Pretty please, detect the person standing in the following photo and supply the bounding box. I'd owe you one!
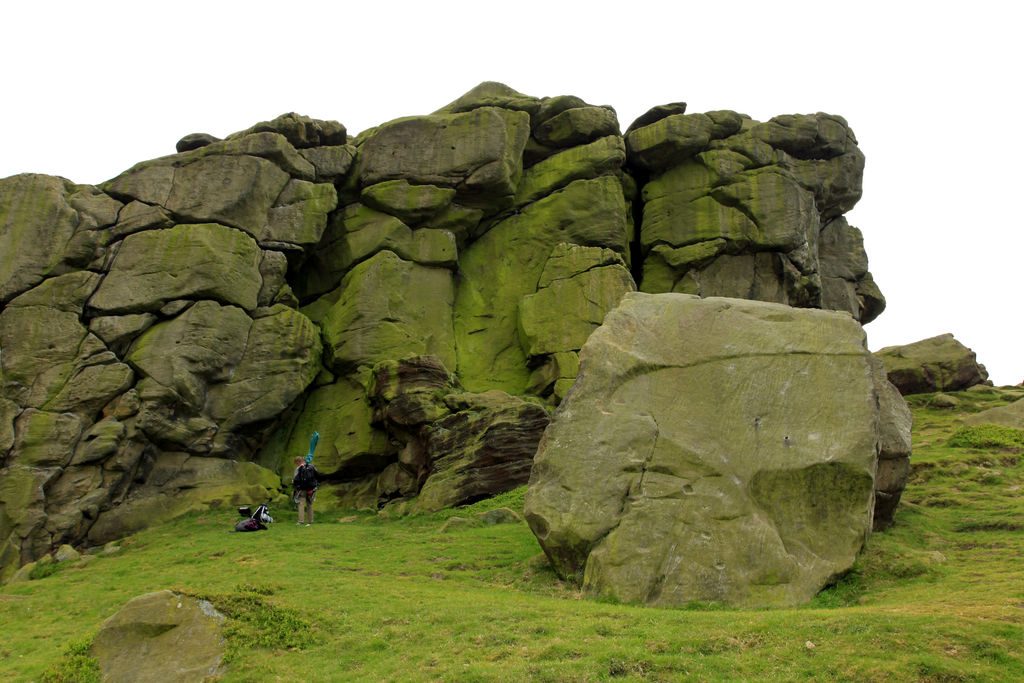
[292,455,319,526]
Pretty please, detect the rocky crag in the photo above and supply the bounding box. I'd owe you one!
[0,82,897,583]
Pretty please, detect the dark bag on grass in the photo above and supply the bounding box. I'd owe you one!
[232,502,273,532]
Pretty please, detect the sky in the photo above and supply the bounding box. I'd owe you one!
[3,1,1020,385]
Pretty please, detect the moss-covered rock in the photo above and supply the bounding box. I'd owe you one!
[361,179,457,225]
[875,334,990,395]
[518,244,635,358]
[261,377,390,480]
[89,223,264,314]
[10,409,83,468]
[433,81,541,117]
[963,397,1024,430]
[103,153,292,240]
[0,175,110,305]
[128,301,252,411]
[414,391,549,512]
[533,106,620,148]
[87,454,281,545]
[516,135,625,207]
[454,176,629,393]
[262,179,338,246]
[320,250,456,374]
[299,144,357,182]
[356,107,530,209]
[633,108,881,324]
[228,111,347,148]
[90,590,226,683]
[205,305,322,450]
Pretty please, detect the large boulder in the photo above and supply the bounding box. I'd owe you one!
[874,333,989,395]
[524,293,884,608]
[90,590,225,683]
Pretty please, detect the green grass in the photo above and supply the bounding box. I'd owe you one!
[4,386,1024,681]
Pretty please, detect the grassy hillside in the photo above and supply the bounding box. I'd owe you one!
[2,385,1023,682]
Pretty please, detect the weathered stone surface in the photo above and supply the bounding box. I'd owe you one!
[70,418,127,466]
[176,133,220,153]
[298,144,357,182]
[261,179,338,246]
[626,113,718,171]
[625,102,687,134]
[415,391,550,511]
[356,107,530,208]
[516,135,625,207]
[0,398,19,454]
[524,293,880,608]
[229,112,347,148]
[1,274,132,413]
[320,250,456,374]
[102,153,291,238]
[173,131,317,180]
[261,377,389,481]
[128,301,252,412]
[871,359,914,531]
[534,106,620,148]
[361,180,457,225]
[205,305,322,447]
[433,81,541,117]
[632,109,881,323]
[89,313,158,355]
[11,409,84,467]
[0,84,899,583]
[370,356,458,427]
[108,200,176,240]
[88,223,264,313]
[455,176,630,393]
[518,244,636,358]
[875,334,990,395]
[53,544,80,563]
[476,507,524,525]
[0,175,112,304]
[90,590,225,683]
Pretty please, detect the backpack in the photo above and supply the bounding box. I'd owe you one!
[294,464,317,491]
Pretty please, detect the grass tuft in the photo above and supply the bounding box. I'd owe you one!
[39,637,100,683]
[188,583,317,663]
[948,423,1024,450]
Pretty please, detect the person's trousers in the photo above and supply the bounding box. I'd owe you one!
[298,497,314,523]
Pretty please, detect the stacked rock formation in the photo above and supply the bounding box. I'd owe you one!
[627,105,884,323]
[0,82,901,583]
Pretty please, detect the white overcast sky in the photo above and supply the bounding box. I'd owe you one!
[3,1,1020,385]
